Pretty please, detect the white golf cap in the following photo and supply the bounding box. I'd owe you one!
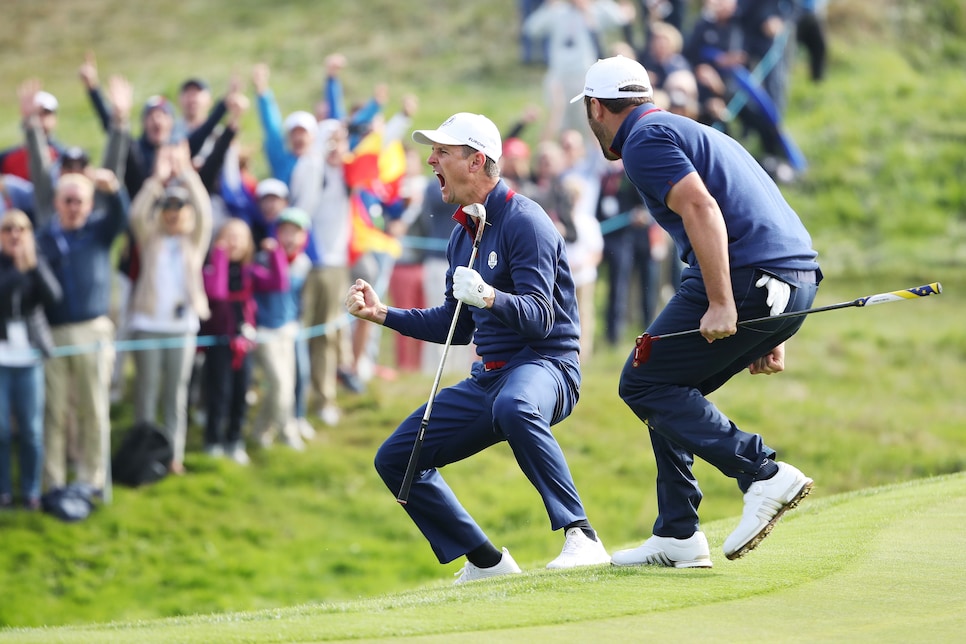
[34,91,59,112]
[255,177,290,199]
[412,112,502,162]
[283,111,318,135]
[570,55,653,104]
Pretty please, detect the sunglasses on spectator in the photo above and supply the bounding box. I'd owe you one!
[63,197,84,205]
[161,199,186,210]
[0,225,26,233]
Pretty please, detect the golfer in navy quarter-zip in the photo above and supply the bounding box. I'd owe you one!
[346,112,611,582]
[575,55,820,567]
[383,179,581,369]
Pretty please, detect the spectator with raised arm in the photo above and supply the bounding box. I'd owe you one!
[127,143,212,475]
[251,63,317,187]
[291,119,353,427]
[35,167,128,496]
[23,76,131,218]
[0,86,65,182]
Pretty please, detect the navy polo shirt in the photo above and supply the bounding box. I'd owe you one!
[611,105,819,275]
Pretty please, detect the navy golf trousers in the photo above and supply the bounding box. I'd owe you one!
[618,267,819,538]
[374,347,586,564]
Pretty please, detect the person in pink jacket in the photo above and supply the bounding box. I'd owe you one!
[201,218,287,465]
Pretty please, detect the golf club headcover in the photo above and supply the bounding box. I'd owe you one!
[756,275,791,316]
[453,266,494,308]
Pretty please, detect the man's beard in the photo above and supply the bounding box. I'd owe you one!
[590,119,619,161]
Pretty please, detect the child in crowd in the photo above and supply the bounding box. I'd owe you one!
[201,218,287,465]
[251,207,312,450]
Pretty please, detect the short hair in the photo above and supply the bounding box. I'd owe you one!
[649,21,684,54]
[55,173,95,201]
[584,87,654,117]
[460,145,500,179]
[0,208,32,232]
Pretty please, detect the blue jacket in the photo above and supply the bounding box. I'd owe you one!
[254,251,311,330]
[36,190,128,325]
[384,180,580,365]
[256,90,297,186]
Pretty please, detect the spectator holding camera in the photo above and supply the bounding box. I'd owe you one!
[0,209,61,510]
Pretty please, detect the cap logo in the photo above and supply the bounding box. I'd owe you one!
[466,136,489,150]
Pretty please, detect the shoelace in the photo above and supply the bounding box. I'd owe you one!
[453,562,478,582]
[560,536,584,555]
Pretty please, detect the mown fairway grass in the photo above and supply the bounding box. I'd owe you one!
[0,0,964,639]
[2,473,964,643]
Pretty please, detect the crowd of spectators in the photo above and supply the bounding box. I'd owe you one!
[0,0,827,512]
[0,51,426,508]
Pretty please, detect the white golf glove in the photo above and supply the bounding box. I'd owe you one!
[453,266,494,308]
[756,275,790,316]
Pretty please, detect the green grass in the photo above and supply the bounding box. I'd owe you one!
[0,275,960,634]
[0,0,964,639]
[3,473,964,643]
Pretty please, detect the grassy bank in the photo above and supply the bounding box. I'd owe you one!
[3,473,964,642]
[0,0,963,633]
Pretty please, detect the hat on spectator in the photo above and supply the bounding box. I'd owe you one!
[283,111,318,136]
[412,112,502,163]
[255,178,290,200]
[277,207,310,230]
[502,137,530,159]
[142,95,175,119]
[34,91,58,113]
[180,77,209,93]
[160,183,190,208]
[61,147,90,167]
[569,55,653,103]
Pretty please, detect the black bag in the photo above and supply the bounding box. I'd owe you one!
[111,422,173,487]
[41,483,98,522]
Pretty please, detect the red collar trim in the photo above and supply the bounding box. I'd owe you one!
[608,107,663,159]
[452,191,513,237]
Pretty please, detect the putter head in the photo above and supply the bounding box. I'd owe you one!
[631,333,656,367]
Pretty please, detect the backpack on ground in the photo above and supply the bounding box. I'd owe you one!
[111,421,173,487]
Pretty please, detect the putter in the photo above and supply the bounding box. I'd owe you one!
[397,203,487,504]
[632,282,943,367]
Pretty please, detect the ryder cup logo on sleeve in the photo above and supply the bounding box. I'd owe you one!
[412,112,503,162]
[487,251,498,269]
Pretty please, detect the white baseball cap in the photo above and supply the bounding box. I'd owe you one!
[283,111,318,135]
[412,112,502,162]
[255,177,289,199]
[34,91,59,112]
[570,55,653,104]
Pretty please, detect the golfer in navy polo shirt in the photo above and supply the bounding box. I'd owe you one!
[345,112,610,583]
[573,56,822,567]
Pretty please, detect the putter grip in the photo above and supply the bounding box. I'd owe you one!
[858,282,943,306]
[397,419,429,504]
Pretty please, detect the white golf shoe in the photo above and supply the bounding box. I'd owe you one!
[453,548,522,585]
[546,527,611,569]
[611,532,713,568]
[723,461,813,560]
